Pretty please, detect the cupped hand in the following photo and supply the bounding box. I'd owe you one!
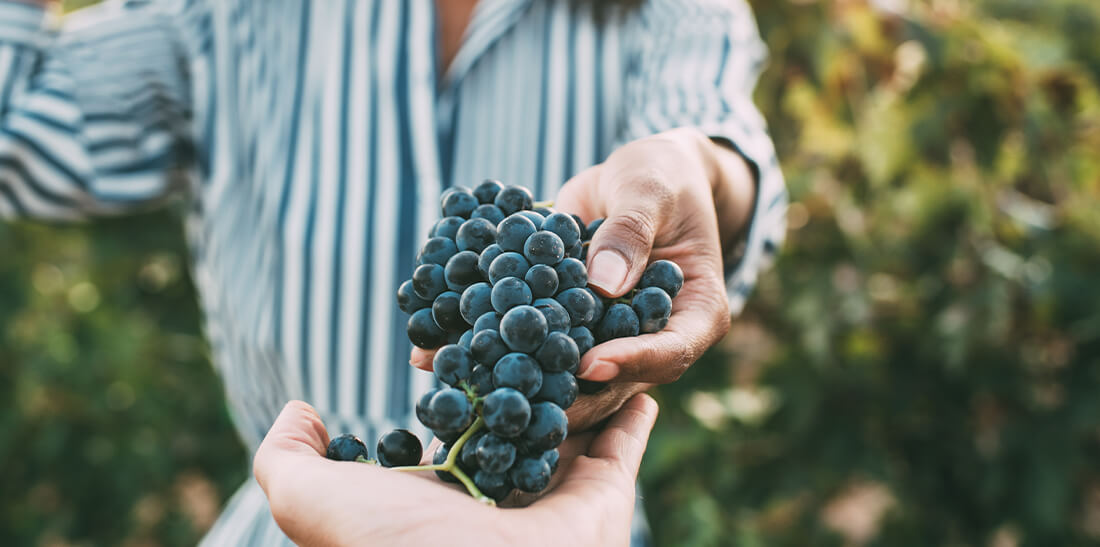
[253,395,659,546]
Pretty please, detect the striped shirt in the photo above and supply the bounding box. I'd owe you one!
[0,0,787,544]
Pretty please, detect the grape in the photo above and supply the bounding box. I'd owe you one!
[469,329,509,367]
[446,330,464,345]
[488,252,531,285]
[554,258,587,291]
[474,179,504,204]
[433,344,475,386]
[417,236,459,266]
[542,212,581,249]
[500,305,548,353]
[595,303,640,342]
[407,308,447,349]
[521,402,567,452]
[460,430,486,471]
[376,429,423,467]
[532,298,570,334]
[433,444,459,483]
[523,231,565,266]
[568,326,594,356]
[429,388,474,433]
[326,434,369,461]
[570,241,586,260]
[492,353,543,398]
[536,371,578,409]
[476,434,517,474]
[455,217,497,253]
[483,388,531,438]
[542,449,560,474]
[583,287,605,328]
[473,311,502,332]
[494,185,533,215]
[490,276,533,313]
[532,206,554,217]
[496,214,537,253]
[442,187,478,218]
[535,331,580,373]
[471,204,505,225]
[431,216,464,240]
[477,243,504,279]
[555,287,596,327]
[571,214,587,240]
[468,364,495,395]
[639,259,684,298]
[444,250,481,292]
[458,329,473,349]
[474,470,512,502]
[519,210,545,229]
[431,291,467,333]
[434,427,463,444]
[459,282,494,324]
[509,457,551,493]
[415,388,440,429]
[411,263,446,300]
[586,218,604,236]
[524,264,559,298]
[397,280,431,314]
[631,286,673,333]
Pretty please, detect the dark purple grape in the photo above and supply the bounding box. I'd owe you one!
[499,305,549,353]
[519,210,545,229]
[535,331,580,374]
[494,185,533,215]
[433,344,475,386]
[595,303,640,342]
[429,388,474,433]
[490,276,533,314]
[432,291,467,333]
[532,298,570,333]
[509,457,551,493]
[376,429,423,467]
[521,402,567,452]
[434,444,459,483]
[542,212,581,249]
[542,449,560,474]
[478,243,504,279]
[488,252,531,285]
[536,371,578,409]
[442,187,478,218]
[415,388,440,429]
[326,434,369,461]
[474,470,513,502]
[524,264,559,298]
[554,258,587,291]
[431,216,465,240]
[471,204,506,225]
[455,217,497,253]
[468,364,495,395]
[524,231,565,266]
[639,259,684,298]
[555,287,596,327]
[408,308,447,349]
[397,280,431,314]
[474,179,504,204]
[586,218,605,237]
[444,250,482,292]
[631,286,673,333]
[473,311,502,332]
[411,263,446,300]
[476,433,517,475]
[459,282,494,324]
[483,388,532,438]
[470,329,509,367]
[458,329,473,349]
[492,353,543,398]
[568,326,595,355]
[497,214,537,253]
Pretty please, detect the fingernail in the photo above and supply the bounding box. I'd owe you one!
[588,251,628,295]
[578,360,618,381]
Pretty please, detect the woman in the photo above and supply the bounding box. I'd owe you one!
[0,0,786,544]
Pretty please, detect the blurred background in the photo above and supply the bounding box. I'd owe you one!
[2,0,1099,545]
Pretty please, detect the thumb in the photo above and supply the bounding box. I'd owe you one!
[253,400,330,493]
[586,179,671,297]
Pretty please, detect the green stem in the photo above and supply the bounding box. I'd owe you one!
[388,418,495,505]
[532,200,554,209]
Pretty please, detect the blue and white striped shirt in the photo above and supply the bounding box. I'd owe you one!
[1,0,786,544]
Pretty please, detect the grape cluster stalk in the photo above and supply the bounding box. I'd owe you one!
[324,180,683,504]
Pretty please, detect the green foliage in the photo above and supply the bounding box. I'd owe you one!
[641,1,1100,545]
[3,0,1099,545]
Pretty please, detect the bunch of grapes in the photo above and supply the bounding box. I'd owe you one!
[324,180,683,504]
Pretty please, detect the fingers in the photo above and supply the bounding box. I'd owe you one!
[253,400,330,493]
[585,174,674,297]
[410,347,436,372]
[585,394,659,477]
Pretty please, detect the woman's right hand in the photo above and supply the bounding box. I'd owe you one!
[253,394,659,546]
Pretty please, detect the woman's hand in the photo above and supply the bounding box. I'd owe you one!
[253,395,659,546]
[554,128,755,429]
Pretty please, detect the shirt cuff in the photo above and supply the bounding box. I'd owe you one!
[696,119,788,316]
[0,2,52,49]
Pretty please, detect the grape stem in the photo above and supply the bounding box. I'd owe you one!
[532,200,554,209]
[389,417,494,505]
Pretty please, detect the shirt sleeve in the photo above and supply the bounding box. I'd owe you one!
[618,0,788,314]
[0,0,210,221]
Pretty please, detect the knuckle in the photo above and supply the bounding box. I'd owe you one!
[605,211,656,252]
